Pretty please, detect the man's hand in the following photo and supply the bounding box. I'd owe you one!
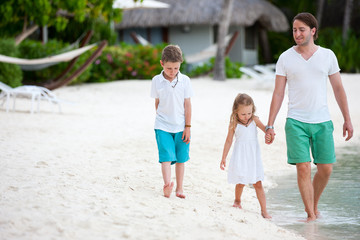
[343,121,354,141]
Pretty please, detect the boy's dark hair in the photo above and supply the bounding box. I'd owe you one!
[161,45,183,63]
[293,12,319,40]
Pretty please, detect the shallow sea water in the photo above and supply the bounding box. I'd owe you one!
[267,145,360,240]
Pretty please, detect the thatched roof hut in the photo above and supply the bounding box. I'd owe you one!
[116,0,289,32]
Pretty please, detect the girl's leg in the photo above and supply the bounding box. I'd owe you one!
[175,162,185,198]
[161,162,173,198]
[234,184,245,208]
[253,181,272,218]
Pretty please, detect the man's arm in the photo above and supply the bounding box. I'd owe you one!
[329,72,353,141]
[183,98,192,144]
[266,75,287,144]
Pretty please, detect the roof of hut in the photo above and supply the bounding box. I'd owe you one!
[116,0,289,32]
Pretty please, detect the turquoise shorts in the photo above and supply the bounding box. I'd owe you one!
[155,129,190,165]
[285,118,336,165]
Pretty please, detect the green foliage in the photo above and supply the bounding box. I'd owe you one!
[185,57,243,78]
[18,39,93,85]
[0,39,23,87]
[51,18,117,45]
[317,28,360,73]
[0,0,122,38]
[88,43,166,82]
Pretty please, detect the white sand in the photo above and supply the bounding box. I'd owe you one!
[1,74,359,240]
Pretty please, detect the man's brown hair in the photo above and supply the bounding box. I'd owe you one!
[293,12,319,40]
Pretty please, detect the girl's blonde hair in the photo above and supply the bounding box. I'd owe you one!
[230,93,256,129]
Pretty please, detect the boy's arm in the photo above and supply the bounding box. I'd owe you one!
[155,98,159,110]
[182,98,191,144]
[220,125,234,170]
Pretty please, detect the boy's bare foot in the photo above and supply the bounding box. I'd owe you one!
[232,200,242,208]
[261,211,272,219]
[163,182,174,198]
[176,192,186,199]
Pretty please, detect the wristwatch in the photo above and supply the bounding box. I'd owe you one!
[265,125,274,131]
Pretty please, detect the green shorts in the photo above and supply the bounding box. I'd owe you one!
[285,118,336,165]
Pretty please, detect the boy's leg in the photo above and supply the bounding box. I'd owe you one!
[175,162,185,198]
[253,181,271,218]
[296,162,316,222]
[162,162,173,198]
[313,163,333,217]
[233,184,245,208]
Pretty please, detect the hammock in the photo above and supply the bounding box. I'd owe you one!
[0,43,97,71]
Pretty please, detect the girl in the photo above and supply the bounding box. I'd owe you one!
[220,93,271,219]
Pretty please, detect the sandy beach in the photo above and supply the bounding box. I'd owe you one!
[1,74,359,240]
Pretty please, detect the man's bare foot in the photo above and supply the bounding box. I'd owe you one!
[261,211,272,219]
[176,192,186,199]
[163,182,174,198]
[232,200,242,208]
[315,210,321,218]
[298,214,317,222]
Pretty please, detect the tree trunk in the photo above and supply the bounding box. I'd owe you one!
[259,27,272,64]
[15,24,39,45]
[213,0,234,81]
[316,0,325,28]
[342,0,353,43]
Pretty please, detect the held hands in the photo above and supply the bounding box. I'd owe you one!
[265,129,276,144]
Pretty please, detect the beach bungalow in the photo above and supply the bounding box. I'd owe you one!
[115,0,289,65]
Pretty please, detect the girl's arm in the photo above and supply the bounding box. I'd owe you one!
[253,116,266,133]
[220,124,235,170]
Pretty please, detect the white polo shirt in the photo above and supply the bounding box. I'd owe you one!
[276,46,340,123]
[150,71,194,133]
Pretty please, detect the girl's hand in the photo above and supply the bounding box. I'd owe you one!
[265,133,272,143]
[220,159,226,170]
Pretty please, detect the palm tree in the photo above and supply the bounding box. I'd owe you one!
[213,0,234,81]
[342,0,353,43]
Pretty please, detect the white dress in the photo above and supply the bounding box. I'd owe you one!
[227,121,264,184]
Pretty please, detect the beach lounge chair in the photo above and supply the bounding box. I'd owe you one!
[253,64,276,78]
[239,66,274,89]
[0,82,62,113]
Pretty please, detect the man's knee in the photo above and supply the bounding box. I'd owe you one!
[317,164,333,178]
[296,162,311,178]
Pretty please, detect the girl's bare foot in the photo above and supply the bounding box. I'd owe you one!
[261,211,272,219]
[233,200,242,208]
[163,182,174,198]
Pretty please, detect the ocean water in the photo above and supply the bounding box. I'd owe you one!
[267,146,360,240]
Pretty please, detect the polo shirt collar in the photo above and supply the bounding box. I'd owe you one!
[160,70,183,83]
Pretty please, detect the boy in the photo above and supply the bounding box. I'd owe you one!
[150,45,193,198]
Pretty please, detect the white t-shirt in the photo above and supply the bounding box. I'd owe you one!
[276,46,340,123]
[150,71,194,133]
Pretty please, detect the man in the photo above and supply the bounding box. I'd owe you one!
[265,12,353,222]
